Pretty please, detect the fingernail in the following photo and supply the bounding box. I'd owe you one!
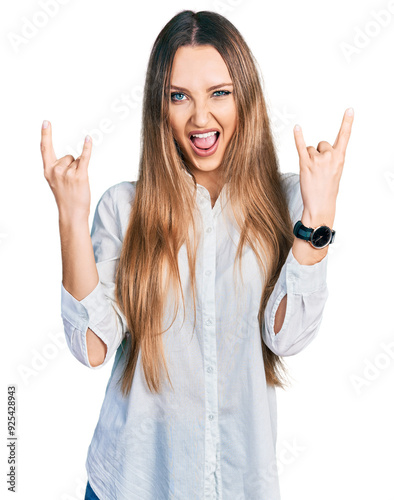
[85,135,91,143]
[346,107,354,116]
[294,124,301,131]
[42,120,49,129]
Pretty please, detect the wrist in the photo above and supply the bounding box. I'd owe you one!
[301,210,335,229]
[58,209,90,227]
[292,236,328,265]
[58,216,90,236]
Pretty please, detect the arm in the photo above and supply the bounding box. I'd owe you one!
[262,173,329,356]
[41,121,109,368]
[266,108,353,355]
[41,121,130,369]
[60,183,131,369]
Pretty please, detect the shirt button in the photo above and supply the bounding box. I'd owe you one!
[205,318,213,326]
[208,414,214,420]
[207,366,213,373]
[205,270,212,276]
[206,227,212,233]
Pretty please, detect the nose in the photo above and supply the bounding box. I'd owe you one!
[190,98,211,128]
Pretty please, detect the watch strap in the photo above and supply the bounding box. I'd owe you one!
[293,220,313,241]
[293,220,336,245]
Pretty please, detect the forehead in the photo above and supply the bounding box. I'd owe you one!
[170,45,231,89]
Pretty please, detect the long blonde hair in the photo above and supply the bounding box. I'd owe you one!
[114,10,295,397]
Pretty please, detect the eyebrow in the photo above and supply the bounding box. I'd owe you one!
[170,82,233,92]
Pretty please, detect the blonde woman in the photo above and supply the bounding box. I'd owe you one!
[41,9,353,500]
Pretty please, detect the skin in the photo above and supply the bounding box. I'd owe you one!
[169,45,238,208]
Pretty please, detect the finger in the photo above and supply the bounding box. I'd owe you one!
[333,108,354,155]
[306,145,319,157]
[77,135,92,171]
[293,125,310,165]
[40,120,57,169]
[316,141,332,153]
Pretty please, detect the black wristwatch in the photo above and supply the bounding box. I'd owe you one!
[293,220,335,249]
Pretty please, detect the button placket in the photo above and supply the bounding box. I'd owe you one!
[202,214,220,499]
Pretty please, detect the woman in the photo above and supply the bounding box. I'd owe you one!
[41,9,353,500]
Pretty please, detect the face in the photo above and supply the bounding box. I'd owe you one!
[169,45,237,183]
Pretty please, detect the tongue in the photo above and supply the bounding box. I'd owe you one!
[192,133,217,150]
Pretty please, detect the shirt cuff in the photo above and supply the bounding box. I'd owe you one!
[60,280,110,330]
[278,246,328,295]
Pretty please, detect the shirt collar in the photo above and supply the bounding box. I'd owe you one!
[181,168,229,217]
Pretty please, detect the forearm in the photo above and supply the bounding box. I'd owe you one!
[59,216,107,366]
[273,210,332,334]
[59,215,99,300]
[265,245,329,353]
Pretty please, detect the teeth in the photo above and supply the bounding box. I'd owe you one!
[191,131,218,138]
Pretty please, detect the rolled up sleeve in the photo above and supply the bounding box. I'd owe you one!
[60,183,130,369]
[263,173,329,356]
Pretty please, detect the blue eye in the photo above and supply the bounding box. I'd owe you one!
[171,92,186,102]
[213,90,231,97]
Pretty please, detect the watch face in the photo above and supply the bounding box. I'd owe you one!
[311,226,332,248]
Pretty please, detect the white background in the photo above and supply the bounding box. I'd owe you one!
[2,0,394,498]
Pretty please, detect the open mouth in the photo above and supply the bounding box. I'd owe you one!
[189,131,220,157]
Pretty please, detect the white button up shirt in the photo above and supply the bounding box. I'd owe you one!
[60,171,329,499]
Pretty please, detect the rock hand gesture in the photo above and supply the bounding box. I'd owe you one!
[291,108,354,264]
[41,120,92,222]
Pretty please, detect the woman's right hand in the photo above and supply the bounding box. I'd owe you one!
[41,120,92,221]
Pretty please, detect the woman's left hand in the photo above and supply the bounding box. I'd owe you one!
[293,108,354,228]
